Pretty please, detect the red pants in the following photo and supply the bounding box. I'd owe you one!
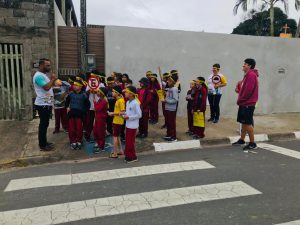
[162,102,166,125]
[150,97,159,122]
[165,110,176,139]
[83,110,95,138]
[139,111,149,135]
[187,108,193,132]
[54,108,68,131]
[68,117,83,143]
[124,128,137,160]
[93,118,106,149]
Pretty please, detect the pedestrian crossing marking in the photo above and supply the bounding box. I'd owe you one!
[258,143,300,160]
[294,131,300,139]
[276,220,300,225]
[0,181,261,225]
[154,140,201,152]
[4,160,215,192]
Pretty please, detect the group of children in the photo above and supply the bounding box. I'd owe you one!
[52,69,210,163]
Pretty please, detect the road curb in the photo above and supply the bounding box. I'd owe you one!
[1,131,299,169]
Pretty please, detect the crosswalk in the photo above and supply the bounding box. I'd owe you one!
[0,141,299,225]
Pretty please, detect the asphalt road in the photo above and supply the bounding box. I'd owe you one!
[0,140,299,225]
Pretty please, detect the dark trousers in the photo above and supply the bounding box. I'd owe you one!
[106,116,113,135]
[162,102,166,125]
[35,105,52,148]
[165,110,176,139]
[139,111,149,135]
[54,108,68,131]
[187,108,193,132]
[83,110,95,139]
[124,128,137,160]
[69,117,83,143]
[150,97,159,122]
[208,94,222,120]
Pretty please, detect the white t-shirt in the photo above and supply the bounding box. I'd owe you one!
[33,71,54,106]
[125,99,142,129]
[85,83,105,110]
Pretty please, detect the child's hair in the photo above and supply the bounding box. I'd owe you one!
[127,85,137,95]
[127,79,133,85]
[116,73,123,82]
[112,85,123,95]
[139,77,149,87]
[74,79,84,87]
[122,73,129,80]
[68,75,76,83]
[98,87,108,97]
[107,76,114,83]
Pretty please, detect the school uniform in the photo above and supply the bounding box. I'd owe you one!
[66,91,90,144]
[149,80,161,123]
[165,86,179,140]
[124,99,142,161]
[137,87,152,136]
[93,99,108,150]
[192,87,208,138]
[161,81,169,126]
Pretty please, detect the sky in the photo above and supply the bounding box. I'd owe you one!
[72,0,300,34]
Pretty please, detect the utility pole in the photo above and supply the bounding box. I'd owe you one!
[80,0,87,71]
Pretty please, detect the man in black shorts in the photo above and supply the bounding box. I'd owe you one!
[232,58,259,150]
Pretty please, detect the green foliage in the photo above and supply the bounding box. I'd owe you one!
[232,7,297,36]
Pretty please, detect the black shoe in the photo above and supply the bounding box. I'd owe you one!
[232,139,246,146]
[213,119,219,124]
[208,118,214,122]
[70,143,77,150]
[136,133,142,138]
[164,136,171,141]
[193,135,200,140]
[93,149,100,154]
[140,134,147,138]
[243,142,257,151]
[46,142,54,147]
[40,145,54,151]
[169,138,177,142]
[76,143,82,150]
[125,158,138,163]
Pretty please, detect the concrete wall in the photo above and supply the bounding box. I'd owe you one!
[0,0,56,119]
[105,26,300,117]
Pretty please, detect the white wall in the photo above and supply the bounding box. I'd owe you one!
[105,26,300,117]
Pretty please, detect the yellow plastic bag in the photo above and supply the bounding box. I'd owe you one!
[157,89,165,101]
[193,112,205,127]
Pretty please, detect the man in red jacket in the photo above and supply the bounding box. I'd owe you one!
[233,58,259,151]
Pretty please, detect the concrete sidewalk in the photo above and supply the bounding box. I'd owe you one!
[0,112,299,169]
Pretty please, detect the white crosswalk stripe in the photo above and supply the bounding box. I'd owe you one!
[4,160,215,192]
[258,143,300,160]
[276,220,300,225]
[0,181,261,225]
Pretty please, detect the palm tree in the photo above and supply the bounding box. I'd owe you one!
[233,0,300,36]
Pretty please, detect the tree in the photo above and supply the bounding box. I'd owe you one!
[232,7,297,36]
[233,0,300,36]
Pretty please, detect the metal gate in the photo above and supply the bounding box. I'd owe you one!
[0,43,24,120]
